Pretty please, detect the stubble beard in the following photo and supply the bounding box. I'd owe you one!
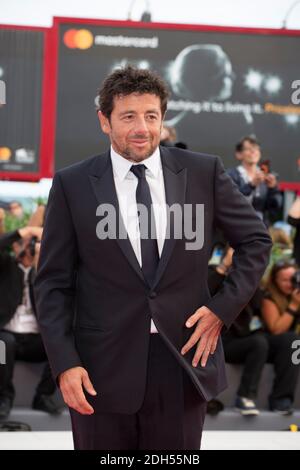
[113,139,158,163]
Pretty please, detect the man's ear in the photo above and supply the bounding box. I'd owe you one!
[98,111,111,134]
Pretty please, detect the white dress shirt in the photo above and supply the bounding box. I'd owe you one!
[110,146,167,333]
[4,264,39,334]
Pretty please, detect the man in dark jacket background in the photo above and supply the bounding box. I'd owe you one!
[227,136,282,226]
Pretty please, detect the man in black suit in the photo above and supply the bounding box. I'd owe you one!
[34,66,272,450]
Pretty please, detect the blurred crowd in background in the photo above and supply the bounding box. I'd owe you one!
[0,130,299,421]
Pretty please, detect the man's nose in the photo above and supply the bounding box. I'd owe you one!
[134,117,148,133]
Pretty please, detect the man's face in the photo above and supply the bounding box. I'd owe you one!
[98,93,163,162]
[240,140,261,165]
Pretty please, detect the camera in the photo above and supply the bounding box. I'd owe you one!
[291,270,300,291]
[259,159,271,174]
[16,236,38,260]
[28,236,38,257]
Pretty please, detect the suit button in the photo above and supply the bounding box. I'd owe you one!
[149,292,157,299]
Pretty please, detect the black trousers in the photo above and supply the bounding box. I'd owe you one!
[70,333,207,450]
[0,330,56,402]
[222,330,300,402]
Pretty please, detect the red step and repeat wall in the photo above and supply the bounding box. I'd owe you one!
[1,18,300,188]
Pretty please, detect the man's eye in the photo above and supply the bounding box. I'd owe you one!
[147,115,157,120]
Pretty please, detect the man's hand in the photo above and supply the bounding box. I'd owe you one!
[18,226,43,241]
[59,366,97,415]
[252,170,265,187]
[181,306,223,367]
[265,173,277,188]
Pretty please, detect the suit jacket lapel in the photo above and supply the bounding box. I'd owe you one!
[152,146,187,290]
[88,151,144,284]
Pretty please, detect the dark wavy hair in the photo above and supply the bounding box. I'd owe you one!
[265,259,299,314]
[96,65,170,119]
[235,135,260,153]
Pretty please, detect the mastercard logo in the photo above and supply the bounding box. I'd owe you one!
[63,29,94,50]
[0,147,11,161]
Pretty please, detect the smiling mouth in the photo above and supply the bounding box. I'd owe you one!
[130,140,149,146]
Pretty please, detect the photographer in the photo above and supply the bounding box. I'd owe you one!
[209,248,299,416]
[227,136,282,226]
[0,223,60,418]
[261,260,300,414]
[208,247,267,416]
[288,194,300,266]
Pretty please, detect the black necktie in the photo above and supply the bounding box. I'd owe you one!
[130,164,159,287]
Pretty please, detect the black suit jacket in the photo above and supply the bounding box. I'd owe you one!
[34,146,272,413]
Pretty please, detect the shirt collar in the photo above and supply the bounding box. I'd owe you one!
[110,145,161,182]
[18,263,32,274]
[237,164,260,184]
